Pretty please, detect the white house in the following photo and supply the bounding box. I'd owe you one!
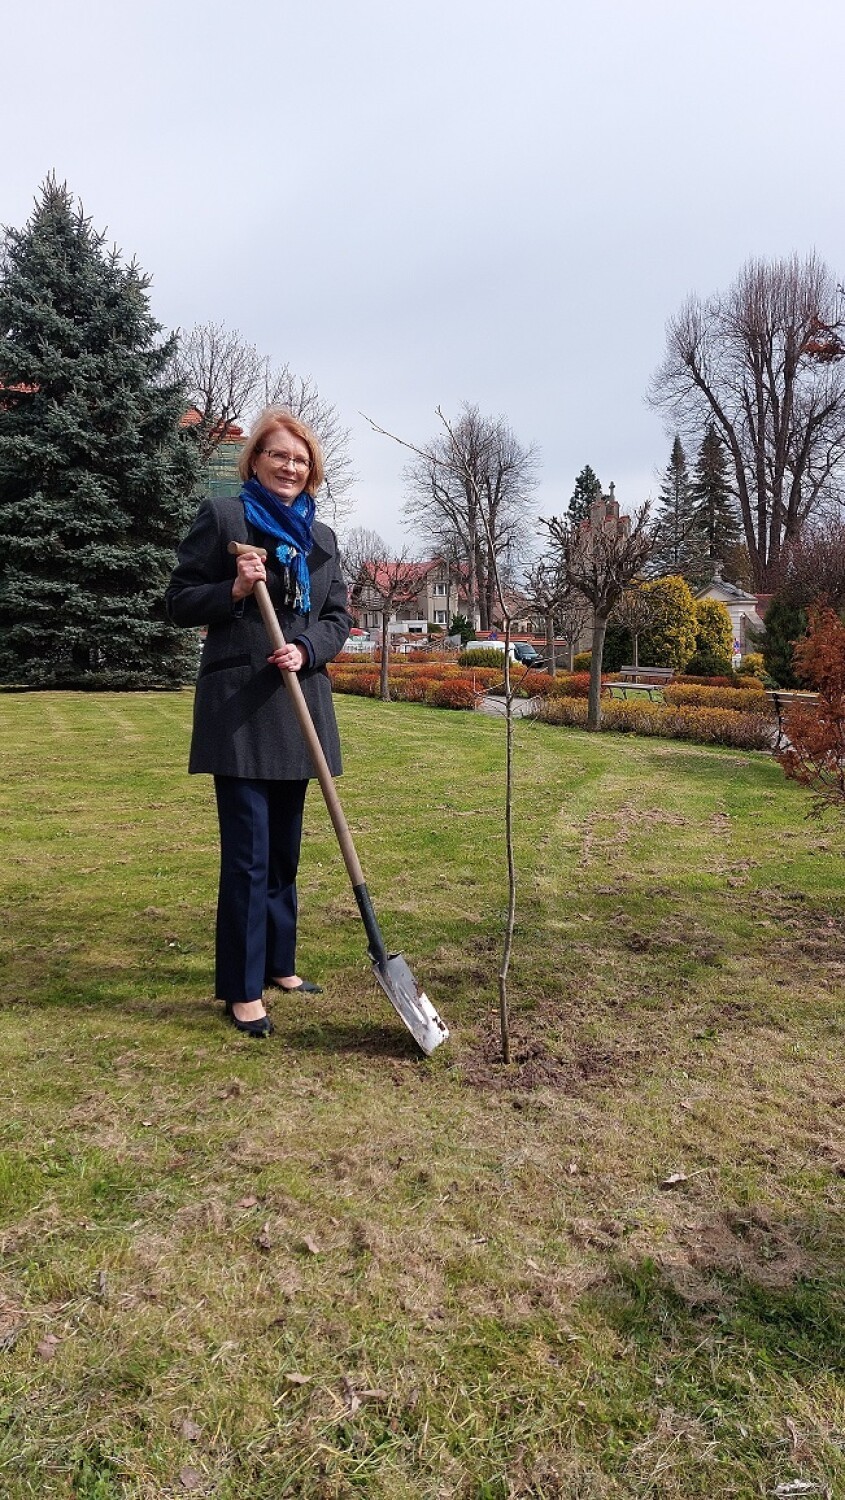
[694,566,767,655]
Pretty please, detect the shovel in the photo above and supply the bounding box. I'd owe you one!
[228,542,448,1056]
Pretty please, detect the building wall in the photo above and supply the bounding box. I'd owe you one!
[205,439,243,499]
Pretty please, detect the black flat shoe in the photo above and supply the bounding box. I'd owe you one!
[224,1001,274,1038]
[266,978,323,995]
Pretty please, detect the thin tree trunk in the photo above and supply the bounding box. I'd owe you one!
[499,621,514,1064]
[379,611,391,701]
[632,631,639,669]
[587,614,608,730]
[545,613,556,676]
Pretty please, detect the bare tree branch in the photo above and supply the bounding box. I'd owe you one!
[542,495,656,728]
[172,323,356,524]
[171,321,264,462]
[373,403,539,632]
[342,527,418,701]
[265,363,356,531]
[649,255,845,589]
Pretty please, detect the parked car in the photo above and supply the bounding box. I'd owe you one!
[512,643,543,668]
[462,640,544,668]
[463,639,515,661]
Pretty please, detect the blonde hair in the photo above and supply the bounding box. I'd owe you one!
[238,408,325,493]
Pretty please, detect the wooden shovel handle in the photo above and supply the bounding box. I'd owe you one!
[227,541,365,888]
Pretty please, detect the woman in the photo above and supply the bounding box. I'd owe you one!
[166,409,351,1037]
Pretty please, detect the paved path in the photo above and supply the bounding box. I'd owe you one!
[477,695,538,718]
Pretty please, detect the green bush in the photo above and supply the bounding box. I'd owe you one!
[458,648,509,668]
[639,576,699,669]
[572,651,591,672]
[738,652,765,677]
[694,598,734,661]
[762,596,809,687]
[683,650,736,679]
[600,622,628,673]
[449,614,474,643]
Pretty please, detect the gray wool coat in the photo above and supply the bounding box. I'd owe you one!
[165,495,352,780]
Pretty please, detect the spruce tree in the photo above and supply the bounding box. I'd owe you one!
[0,177,199,688]
[567,464,602,526]
[650,436,707,580]
[690,424,742,573]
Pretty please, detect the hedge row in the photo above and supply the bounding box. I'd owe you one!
[329,668,479,709]
[663,682,772,713]
[535,695,774,749]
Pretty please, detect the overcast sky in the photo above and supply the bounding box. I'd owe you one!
[6,0,845,551]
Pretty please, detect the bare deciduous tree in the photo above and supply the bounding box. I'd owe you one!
[264,363,356,532]
[402,402,538,631]
[777,515,845,610]
[171,321,264,462]
[173,322,355,525]
[612,581,660,669]
[543,497,655,729]
[342,527,418,702]
[649,255,845,590]
[556,590,593,672]
[522,556,575,674]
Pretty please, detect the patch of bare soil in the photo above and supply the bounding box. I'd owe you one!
[460,1016,648,1094]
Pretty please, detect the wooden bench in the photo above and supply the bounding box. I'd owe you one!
[617,665,675,684]
[604,666,674,703]
[765,688,820,749]
[604,681,666,702]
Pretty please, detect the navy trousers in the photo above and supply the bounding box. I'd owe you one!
[213,776,309,1003]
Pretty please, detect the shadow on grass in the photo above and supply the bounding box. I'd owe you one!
[281,1016,421,1059]
[577,1222,845,1485]
[3,971,422,1060]
[592,1252,845,1372]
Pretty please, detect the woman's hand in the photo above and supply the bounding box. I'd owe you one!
[268,643,307,674]
[232,550,267,601]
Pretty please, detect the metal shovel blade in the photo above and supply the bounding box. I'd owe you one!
[372,951,449,1056]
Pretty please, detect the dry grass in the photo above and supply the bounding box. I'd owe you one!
[0,692,843,1498]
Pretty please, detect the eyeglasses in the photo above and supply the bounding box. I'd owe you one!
[262,448,311,473]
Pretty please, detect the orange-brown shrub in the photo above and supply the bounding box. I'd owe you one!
[390,675,429,702]
[676,673,737,688]
[425,678,478,709]
[517,669,555,696]
[402,662,463,681]
[551,671,592,698]
[664,683,771,713]
[332,669,380,697]
[536,696,773,748]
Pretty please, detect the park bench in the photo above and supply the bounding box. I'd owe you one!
[617,666,675,683]
[604,666,674,703]
[765,688,820,749]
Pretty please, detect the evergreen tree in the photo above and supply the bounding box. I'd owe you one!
[761,596,808,687]
[690,424,742,575]
[0,177,199,688]
[567,464,602,526]
[650,437,706,580]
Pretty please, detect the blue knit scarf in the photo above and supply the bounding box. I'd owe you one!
[240,478,315,613]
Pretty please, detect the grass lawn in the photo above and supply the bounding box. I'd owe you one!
[0,691,843,1499]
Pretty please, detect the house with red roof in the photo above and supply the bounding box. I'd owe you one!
[350,557,470,637]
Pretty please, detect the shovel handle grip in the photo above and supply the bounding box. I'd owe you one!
[226,541,365,890]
